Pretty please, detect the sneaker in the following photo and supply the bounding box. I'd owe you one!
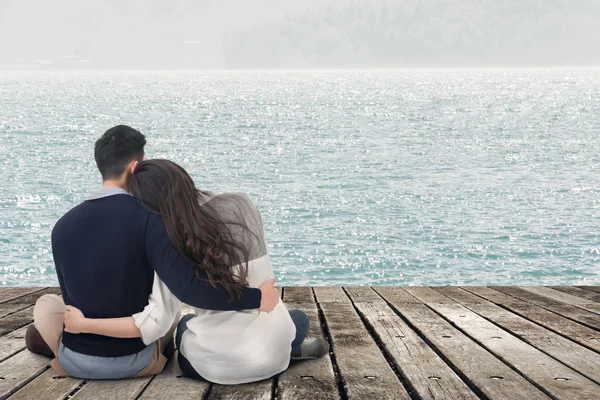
[291,338,330,360]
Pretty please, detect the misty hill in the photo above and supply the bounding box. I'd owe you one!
[223,0,600,68]
[0,0,599,69]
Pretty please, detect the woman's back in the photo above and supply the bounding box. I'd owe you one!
[180,192,296,384]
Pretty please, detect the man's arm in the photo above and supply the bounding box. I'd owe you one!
[145,213,265,311]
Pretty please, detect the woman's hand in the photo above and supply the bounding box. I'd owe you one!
[64,305,88,334]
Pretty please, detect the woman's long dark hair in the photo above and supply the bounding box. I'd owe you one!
[131,159,250,302]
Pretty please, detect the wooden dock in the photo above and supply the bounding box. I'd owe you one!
[1,286,600,399]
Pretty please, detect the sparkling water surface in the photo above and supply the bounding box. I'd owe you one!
[1,69,600,287]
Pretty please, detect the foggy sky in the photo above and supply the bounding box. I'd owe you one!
[1,0,599,69]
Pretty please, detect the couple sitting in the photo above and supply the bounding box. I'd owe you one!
[25,125,328,384]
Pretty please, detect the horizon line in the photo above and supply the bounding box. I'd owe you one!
[2,65,600,73]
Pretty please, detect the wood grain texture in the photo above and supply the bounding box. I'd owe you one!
[578,286,600,294]
[493,286,600,330]
[0,288,45,305]
[376,288,549,400]
[464,287,600,352]
[138,358,210,400]
[434,287,600,384]
[314,287,410,400]
[343,286,385,303]
[4,286,600,399]
[406,287,600,399]
[70,377,153,400]
[0,306,35,337]
[349,298,478,399]
[8,368,84,400]
[520,286,600,315]
[0,350,49,400]
[207,380,273,400]
[551,286,600,303]
[312,287,351,303]
[461,286,530,305]
[0,288,60,319]
[0,324,30,362]
[282,286,315,303]
[279,287,339,400]
[374,287,422,304]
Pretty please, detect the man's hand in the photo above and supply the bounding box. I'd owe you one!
[259,279,279,313]
[64,305,88,334]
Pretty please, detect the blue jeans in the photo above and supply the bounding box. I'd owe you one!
[175,314,203,381]
[175,309,310,381]
[289,309,309,355]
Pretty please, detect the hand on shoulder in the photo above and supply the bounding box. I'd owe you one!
[258,279,280,313]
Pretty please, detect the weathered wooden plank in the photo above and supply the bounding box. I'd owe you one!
[314,287,410,400]
[0,288,45,305]
[347,295,478,399]
[375,288,549,400]
[312,287,350,303]
[372,287,422,304]
[520,287,600,315]
[9,368,84,400]
[282,286,314,303]
[2,286,599,400]
[550,286,600,304]
[493,286,600,330]
[278,288,338,400]
[138,358,209,399]
[577,286,600,294]
[0,350,49,400]
[0,306,34,337]
[278,306,339,400]
[461,286,529,305]
[435,287,600,384]
[493,287,569,306]
[0,324,29,362]
[343,286,385,303]
[402,287,454,304]
[0,288,61,319]
[70,377,153,400]
[207,381,272,400]
[406,287,600,399]
[435,287,488,305]
[463,287,600,352]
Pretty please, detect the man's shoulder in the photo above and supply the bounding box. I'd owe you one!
[53,201,87,229]
[54,196,148,231]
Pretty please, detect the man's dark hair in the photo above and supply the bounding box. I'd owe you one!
[94,125,146,180]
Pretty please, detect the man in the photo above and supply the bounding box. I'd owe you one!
[26,125,279,379]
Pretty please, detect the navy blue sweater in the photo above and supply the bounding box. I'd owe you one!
[52,193,262,357]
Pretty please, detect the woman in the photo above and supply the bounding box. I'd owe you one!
[63,159,329,384]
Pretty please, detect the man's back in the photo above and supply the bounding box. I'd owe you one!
[52,190,153,356]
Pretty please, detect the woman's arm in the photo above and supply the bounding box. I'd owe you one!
[132,273,181,344]
[64,273,182,345]
[64,306,141,338]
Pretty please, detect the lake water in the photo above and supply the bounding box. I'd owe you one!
[1,69,600,287]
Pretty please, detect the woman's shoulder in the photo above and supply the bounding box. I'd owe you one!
[215,191,252,203]
[201,192,262,227]
[203,192,258,212]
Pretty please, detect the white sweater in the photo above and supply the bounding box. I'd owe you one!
[132,193,295,384]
